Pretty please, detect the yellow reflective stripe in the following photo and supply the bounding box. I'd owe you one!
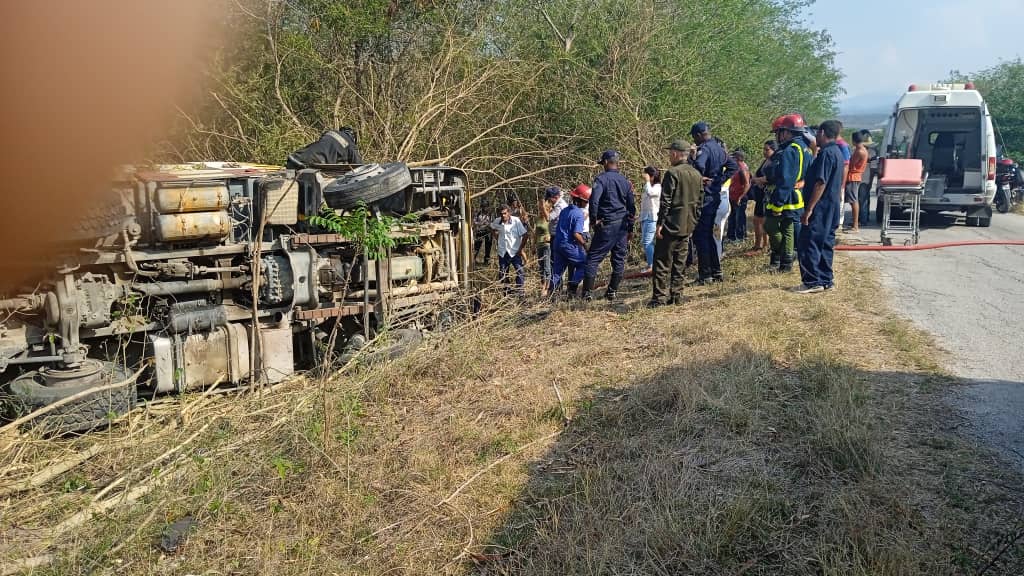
[767,143,806,212]
[791,141,805,182]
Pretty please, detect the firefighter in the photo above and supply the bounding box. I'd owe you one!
[689,122,737,284]
[549,184,591,298]
[763,114,808,273]
[582,150,636,301]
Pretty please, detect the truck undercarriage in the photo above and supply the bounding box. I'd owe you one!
[0,162,471,432]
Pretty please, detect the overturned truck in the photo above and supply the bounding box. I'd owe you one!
[0,162,471,432]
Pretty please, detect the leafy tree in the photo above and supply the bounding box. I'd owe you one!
[165,0,841,200]
[951,59,1024,159]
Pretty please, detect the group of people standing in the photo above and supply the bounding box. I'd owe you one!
[475,116,867,303]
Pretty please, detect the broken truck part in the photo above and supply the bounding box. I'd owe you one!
[0,162,471,432]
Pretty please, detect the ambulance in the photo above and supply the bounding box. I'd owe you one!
[880,82,997,227]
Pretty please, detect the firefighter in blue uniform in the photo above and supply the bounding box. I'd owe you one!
[764,114,808,273]
[689,122,737,283]
[549,184,591,299]
[582,150,636,301]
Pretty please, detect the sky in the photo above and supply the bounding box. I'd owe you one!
[806,0,1024,112]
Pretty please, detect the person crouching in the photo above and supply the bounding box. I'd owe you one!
[549,185,591,299]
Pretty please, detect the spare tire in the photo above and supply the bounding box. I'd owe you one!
[322,162,412,210]
[8,360,134,434]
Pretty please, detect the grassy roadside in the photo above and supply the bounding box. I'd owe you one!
[2,252,1023,575]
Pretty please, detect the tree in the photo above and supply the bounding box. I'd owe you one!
[952,59,1024,159]
[164,0,841,200]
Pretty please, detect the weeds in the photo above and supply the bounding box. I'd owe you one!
[1,253,1022,574]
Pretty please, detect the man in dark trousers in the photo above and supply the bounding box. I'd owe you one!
[797,120,844,293]
[651,139,704,307]
[285,127,363,169]
[689,122,737,283]
[582,149,636,301]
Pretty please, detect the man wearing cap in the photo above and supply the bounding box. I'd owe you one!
[651,139,703,306]
[796,120,844,293]
[582,149,636,301]
[537,186,567,296]
[689,122,738,284]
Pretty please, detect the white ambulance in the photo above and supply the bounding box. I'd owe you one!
[880,82,998,227]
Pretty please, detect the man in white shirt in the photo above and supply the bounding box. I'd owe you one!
[490,205,528,295]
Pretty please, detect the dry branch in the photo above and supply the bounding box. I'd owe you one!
[0,444,104,497]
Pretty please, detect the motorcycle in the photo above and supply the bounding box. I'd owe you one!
[995,162,1021,213]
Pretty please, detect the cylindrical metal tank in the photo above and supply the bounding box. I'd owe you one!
[156,211,231,242]
[155,185,229,213]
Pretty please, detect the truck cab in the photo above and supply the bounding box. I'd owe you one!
[881,82,997,227]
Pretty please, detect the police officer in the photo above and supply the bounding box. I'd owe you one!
[582,150,636,301]
[286,127,362,169]
[689,122,737,283]
[651,139,703,307]
[764,114,809,273]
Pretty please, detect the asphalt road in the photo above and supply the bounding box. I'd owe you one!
[848,206,1024,470]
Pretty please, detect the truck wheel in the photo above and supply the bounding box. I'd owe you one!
[978,217,992,228]
[8,360,134,434]
[322,163,412,210]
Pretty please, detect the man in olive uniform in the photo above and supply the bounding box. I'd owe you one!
[651,140,704,306]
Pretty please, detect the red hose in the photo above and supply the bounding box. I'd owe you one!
[594,240,1024,287]
[836,240,1024,251]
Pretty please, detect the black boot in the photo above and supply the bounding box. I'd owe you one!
[604,273,623,301]
[769,252,780,271]
[581,276,596,302]
[566,282,579,300]
[779,252,793,273]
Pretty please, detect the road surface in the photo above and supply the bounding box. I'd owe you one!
[849,208,1024,470]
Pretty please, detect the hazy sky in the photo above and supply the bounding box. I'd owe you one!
[807,0,1023,106]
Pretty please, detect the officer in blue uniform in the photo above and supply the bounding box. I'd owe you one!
[797,120,845,293]
[689,122,737,283]
[582,150,636,301]
[549,184,591,299]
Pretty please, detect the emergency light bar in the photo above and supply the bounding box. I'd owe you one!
[907,82,977,92]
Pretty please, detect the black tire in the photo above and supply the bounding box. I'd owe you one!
[997,194,1011,213]
[978,217,992,228]
[322,162,412,210]
[8,362,133,434]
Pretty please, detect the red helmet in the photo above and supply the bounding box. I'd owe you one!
[772,113,806,132]
[570,184,591,201]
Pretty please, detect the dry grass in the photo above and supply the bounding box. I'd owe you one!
[2,249,1024,575]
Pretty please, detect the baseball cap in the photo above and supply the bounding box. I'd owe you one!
[689,121,710,136]
[665,139,689,152]
[543,186,561,199]
[597,149,620,164]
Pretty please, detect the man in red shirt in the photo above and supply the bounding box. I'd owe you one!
[845,131,869,232]
[726,150,751,242]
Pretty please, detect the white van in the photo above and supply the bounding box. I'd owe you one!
[880,83,997,227]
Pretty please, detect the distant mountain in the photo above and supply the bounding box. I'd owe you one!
[836,90,900,132]
[839,90,900,115]
[837,112,889,132]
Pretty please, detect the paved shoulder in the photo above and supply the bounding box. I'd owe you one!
[852,213,1024,469]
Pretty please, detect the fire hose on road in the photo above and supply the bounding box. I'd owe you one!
[835,239,1024,252]
[594,240,1024,286]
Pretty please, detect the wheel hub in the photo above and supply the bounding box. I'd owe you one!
[37,359,107,389]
